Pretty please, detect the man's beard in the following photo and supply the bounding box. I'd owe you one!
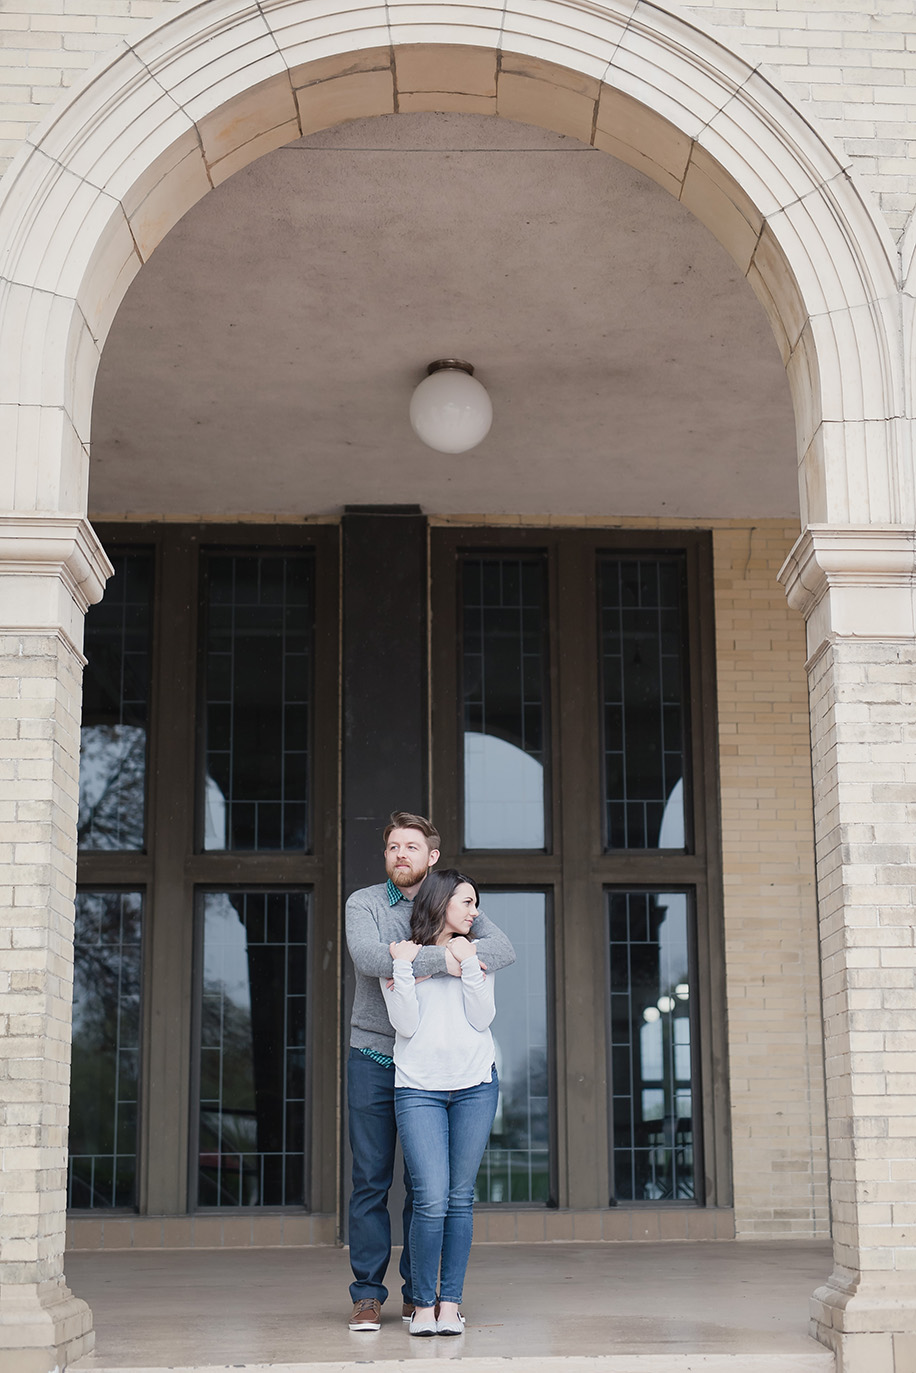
[386,855,428,889]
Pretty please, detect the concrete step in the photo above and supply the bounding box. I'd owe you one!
[76,1356,836,1373]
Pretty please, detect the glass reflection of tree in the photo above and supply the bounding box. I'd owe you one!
[69,894,141,1208]
[198,895,303,1207]
[78,725,146,851]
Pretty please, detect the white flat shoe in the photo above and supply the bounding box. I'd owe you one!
[436,1311,466,1336]
[408,1311,438,1337]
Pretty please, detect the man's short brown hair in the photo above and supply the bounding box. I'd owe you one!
[383,811,441,850]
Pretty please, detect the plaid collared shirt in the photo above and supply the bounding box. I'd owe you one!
[386,876,406,907]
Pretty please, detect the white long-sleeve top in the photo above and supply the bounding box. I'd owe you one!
[381,952,496,1091]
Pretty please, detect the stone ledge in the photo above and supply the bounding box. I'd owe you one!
[779,525,916,655]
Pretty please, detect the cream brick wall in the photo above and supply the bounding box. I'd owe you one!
[713,523,829,1238]
[1,1,916,235]
[0,632,84,1283]
[807,638,916,1273]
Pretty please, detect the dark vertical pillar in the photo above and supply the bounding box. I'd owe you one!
[341,506,428,1243]
[341,505,428,894]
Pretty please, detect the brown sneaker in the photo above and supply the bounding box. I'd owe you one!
[349,1298,382,1330]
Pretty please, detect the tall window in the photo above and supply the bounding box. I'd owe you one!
[74,527,339,1218]
[598,556,688,851]
[433,528,727,1212]
[202,553,314,851]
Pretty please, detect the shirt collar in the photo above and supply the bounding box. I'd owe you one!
[387,877,407,907]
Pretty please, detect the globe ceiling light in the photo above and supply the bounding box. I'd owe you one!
[409,359,493,454]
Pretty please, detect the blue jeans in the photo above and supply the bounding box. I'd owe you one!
[347,1047,413,1304]
[395,1072,498,1308]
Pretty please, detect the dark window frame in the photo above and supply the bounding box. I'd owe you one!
[75,524,340,1218]
[430,526,730,1211]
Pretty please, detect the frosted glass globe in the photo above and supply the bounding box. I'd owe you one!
[409,366,493,454]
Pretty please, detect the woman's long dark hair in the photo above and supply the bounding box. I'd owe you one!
[410,869,479,946]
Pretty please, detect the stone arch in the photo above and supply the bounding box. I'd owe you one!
[0,0,905,533]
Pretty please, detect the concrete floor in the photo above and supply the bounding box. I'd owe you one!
[67,1240,836,1372]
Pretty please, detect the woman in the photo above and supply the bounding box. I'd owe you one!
[382,869,498,1337]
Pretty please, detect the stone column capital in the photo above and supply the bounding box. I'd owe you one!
[778,524,916,657]
[0,514,113,654]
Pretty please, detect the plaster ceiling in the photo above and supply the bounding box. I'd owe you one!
[89,113,798,520]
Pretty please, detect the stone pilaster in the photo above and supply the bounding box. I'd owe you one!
[0,517,111,1372]
[781,529,916,1373]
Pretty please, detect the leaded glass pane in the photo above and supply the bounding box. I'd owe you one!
[79,552,153,851]
[202,553,313,851]
[69,891,143,1208]
[462,557,548,849]
[607,891,695,1203]
[599,556,687,850]
[475,891,550,1203]
[197,891,308,1207]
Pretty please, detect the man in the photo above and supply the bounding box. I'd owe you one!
[345,811,516,1331]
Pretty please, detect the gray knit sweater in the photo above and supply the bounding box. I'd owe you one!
[346,882,516,1054]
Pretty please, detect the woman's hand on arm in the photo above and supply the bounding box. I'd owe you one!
[389,939,422,963]
[446,935,475,963]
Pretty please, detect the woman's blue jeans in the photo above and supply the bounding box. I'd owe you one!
[395,1072,498,1308]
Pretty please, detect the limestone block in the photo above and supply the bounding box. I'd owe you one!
[0,406,89,520]
[122,133,212,264]
[501,5,625,82]
[0,516,111,651]
[612,7,749,135]
[394,43,497,97]
[594,87,690,198]
[198,72,299,172]
[384,0,505,55]
[24,42,197,208]
[680,148,763,275]
[496,72,595,144]
[209,117,301,186]
[296,69,395,136]
[289,47,391,92]
[0,285,100,446]
[398,91,496,114]
[131,5,282,122]
[269,0,390,75]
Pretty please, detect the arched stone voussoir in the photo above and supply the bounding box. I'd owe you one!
[18,43,196,211]
[0,405,90,517]
[802,297,905,431]
[499,1,632,83]
[0,283,100,445]
[796,417,910,530]
[0,145,141,349]
[393,41,497,114]
[0,0,903,532]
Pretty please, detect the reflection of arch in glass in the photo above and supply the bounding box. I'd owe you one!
[464,731,544,849]
[657,777,685,849]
